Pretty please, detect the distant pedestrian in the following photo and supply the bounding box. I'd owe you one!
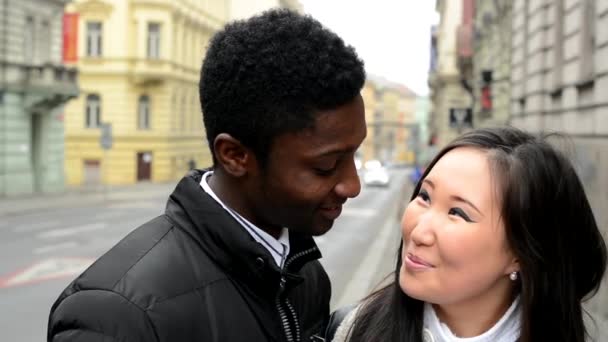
[325,127,607,342]
[47,9,366,342]
[187,158,196,170]
[409,163,424,185]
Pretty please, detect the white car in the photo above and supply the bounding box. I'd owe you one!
[363,166,390,187]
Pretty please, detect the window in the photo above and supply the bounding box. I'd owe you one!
[191,93,198,131]
[553,0,564,89]
[85,94,101,128]
[86,22,103,57]
[24,16,35,63]
[182,27,189,65]
[580,0,595,80]
[138,95,151,130]
[171,93,177,132]
[181,95,186,131]
[39,20,50,63]
[147,23,161,59]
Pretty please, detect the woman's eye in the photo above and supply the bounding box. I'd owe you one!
[417,189,430,202]
[449,208,473,222]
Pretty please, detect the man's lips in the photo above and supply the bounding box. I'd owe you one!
[319,205,343,220]
[320,205,342,210]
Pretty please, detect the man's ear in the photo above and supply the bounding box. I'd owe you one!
[213,133,253,177]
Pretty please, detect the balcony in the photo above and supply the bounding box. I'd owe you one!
[1,62,79,101]
[129,58,173,85]
[0,62,79,114]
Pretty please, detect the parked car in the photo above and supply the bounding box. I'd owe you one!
[363,162,390,187]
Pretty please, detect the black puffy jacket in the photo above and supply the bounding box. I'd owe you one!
[47,170,331,342]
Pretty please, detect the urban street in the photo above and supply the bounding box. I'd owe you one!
[0,170,410,342]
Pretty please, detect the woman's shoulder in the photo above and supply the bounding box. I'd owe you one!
[325,304,361,342]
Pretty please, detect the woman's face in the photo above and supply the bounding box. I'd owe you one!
[399,147,518,307]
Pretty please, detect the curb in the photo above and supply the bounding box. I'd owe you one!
[331,186,407,310]
[0,183,175,217]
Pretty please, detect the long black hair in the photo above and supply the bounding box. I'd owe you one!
[348,127,607,342]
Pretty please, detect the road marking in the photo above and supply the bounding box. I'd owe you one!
[0,257,94,289]
[37,223,107,239]
[333,212,398,309]
[332,182,409,310]
[33,241,79,254]
[106,201,160,209]
[13,220,60,233]
[94,211,125,220]
[341,208,377,218]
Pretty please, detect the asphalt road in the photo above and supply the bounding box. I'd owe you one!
[0,170,411,342]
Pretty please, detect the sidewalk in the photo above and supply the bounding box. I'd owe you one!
[0,182,177,217]
[331,179,410,310]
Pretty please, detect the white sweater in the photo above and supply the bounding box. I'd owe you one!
[332,298,521,342]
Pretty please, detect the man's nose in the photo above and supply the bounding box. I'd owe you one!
[334,159,361,199]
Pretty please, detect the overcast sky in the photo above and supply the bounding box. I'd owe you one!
[300,1,438,96]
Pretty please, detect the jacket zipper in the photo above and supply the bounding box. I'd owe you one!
[283,246,319,269]
[276,276,294,342]
[276,246,319,342]
[285,298,301,341]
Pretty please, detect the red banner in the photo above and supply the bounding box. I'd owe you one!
[63,13,79,63]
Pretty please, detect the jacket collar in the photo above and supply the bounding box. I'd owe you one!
[165,170,322,293]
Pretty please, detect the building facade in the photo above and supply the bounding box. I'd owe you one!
[360,81,378,163]
[414,96,434,166]
[365,75,418,165]
[0,0,79,196]
[429,0,474,147]
[229,0,301,20]
[510,0,608,319]
[63,0,228,186]
[470,0,513,127]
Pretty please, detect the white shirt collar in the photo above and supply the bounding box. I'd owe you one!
[200,170,290,268]
[422,297,521,342]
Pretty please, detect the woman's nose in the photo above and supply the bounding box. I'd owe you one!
[406,210,436,246]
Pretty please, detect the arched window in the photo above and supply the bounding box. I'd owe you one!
[138,95,150,130]
[86,21,103,57]
[147,23,161,59]
[85,94,101,128]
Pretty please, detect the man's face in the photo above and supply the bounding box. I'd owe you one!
[248,95,366,236]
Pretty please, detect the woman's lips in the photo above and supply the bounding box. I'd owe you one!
[404,252,434,270]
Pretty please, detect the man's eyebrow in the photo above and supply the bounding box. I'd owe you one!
[311,146,359,158]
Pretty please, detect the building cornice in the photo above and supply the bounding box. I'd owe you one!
[73,0,114,17]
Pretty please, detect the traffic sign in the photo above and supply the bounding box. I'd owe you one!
[100,123,112,150]
[449,108,473,129]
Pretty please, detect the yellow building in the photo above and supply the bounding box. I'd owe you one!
[367,75,417,164]
[230,0,302,19]
[64,0,228,186]
[395,86,417,164]
[360,81,377,163]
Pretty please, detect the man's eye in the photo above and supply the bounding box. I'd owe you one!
[314,166,336,175]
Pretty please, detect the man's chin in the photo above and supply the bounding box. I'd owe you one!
[310,220,334,236]
[285,218,335,236]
